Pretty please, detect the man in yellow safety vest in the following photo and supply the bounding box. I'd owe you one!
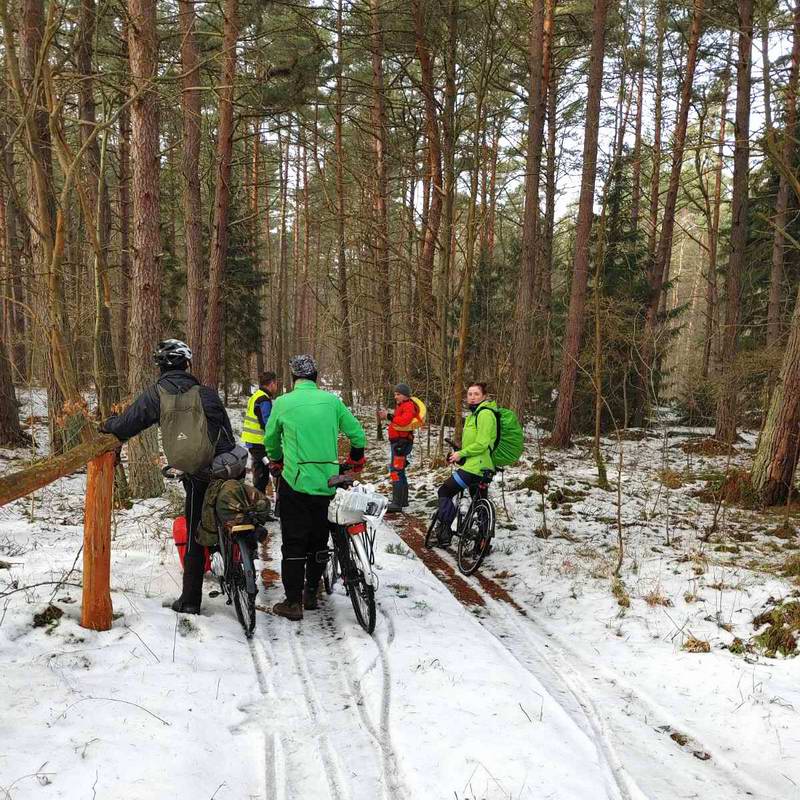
[242,372,278,493]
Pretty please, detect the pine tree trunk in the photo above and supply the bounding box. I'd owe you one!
[767,0,800,346]
[646,0,666,266]
[335,0,354,404]
[638,0,704,418]
[0,75,26,381]
[630,4,646,235]
[178,0,204,367]
[411,0,442,358]
[202,0,238,389]
[127,0,163,497]
[117,97,131,386]
[370,0,394,391]
[549,0,610,447]
[715,0,753,444]
[77,0,121,419]
[0,331,25,446]
[703,37,733,379]
[509,0,546,418]
[452,20,490,440]
[752,283,800,504]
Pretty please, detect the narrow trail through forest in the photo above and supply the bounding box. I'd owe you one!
[394,515,781,800]
[246,530,407,800]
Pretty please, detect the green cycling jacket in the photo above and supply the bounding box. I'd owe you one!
[457,400,498,476]
[264,380,366,496]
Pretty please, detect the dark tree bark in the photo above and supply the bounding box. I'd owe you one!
[77,0,121,419]
[767,0,800,345]
[509,0,546,418]
[178,0,205,366]
[202,0,239,388]
[410,0,442,355]
[549,0,611,447]
[334,0,354,404]
[117,97,131,386]
[752,282,800,504]
[127,0,163,496]
[715,0,753,443]
[638,0,704,418]
[0,332,26,446]
[369,0,394,393]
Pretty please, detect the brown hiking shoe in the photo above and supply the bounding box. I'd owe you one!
[272,599,303,621]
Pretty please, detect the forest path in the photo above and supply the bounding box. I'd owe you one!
[394,514,785,800]
[246,519,620,800]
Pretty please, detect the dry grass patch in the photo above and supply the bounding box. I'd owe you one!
[680,437,737,456]
[657,469,684,489]
[611,578,630,608]
[682,635,711,653]
[643,587,673,607]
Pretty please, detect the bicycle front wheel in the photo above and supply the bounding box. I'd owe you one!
[457,498,495,576]
[230,543,257,638]
[344,539,376,633]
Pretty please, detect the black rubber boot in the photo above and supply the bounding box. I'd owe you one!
[303,585,320,611]
[170,598,201,615]
[386,482,404,513]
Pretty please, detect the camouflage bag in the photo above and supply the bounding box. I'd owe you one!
[197,479,272,547]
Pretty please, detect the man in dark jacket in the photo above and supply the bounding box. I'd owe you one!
[100,339,235,614]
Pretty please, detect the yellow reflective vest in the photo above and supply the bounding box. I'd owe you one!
[242,389,269,445]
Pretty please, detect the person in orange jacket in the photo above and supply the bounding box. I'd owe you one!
[378,383,417,513]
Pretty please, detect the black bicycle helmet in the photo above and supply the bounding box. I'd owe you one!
[153,339,193,369]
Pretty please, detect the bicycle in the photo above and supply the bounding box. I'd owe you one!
[324,472,388,634]
[424,439,496,575]
[164,467,260,639]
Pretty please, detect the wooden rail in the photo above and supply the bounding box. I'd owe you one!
[1,433,122,631]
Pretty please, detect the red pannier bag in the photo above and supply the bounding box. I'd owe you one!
[172,516,211,573]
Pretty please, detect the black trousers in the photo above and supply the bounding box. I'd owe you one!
[437,469,483,526]
[182,475,209,607]
[249,444,270,494]
[278,479,332,603]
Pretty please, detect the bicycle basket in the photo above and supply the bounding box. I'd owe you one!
[328,486,388,525]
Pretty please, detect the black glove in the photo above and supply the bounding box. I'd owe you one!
[268,460,283,478]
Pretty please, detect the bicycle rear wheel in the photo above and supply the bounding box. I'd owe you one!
[323,548,338,594]
[230,542,257,638]
[457,498,495,576]
[424,512,439,548]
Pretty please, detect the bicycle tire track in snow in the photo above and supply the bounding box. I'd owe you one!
[396,515,781,800]
[247,531,406,800]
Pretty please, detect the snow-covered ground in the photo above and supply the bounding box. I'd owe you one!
[1,394,799,799]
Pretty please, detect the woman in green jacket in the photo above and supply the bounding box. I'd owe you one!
[435,382,497,546]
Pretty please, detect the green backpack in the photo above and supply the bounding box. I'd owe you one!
[157,385,216,474]
[478,406,524,468]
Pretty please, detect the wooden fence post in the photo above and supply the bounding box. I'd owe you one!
[81,450,116,631]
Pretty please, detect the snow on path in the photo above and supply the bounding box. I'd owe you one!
[253,525,619,800]
[394,516,799,800]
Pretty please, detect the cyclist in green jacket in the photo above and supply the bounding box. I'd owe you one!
[435,382,497,546]
[264,354,367,620]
